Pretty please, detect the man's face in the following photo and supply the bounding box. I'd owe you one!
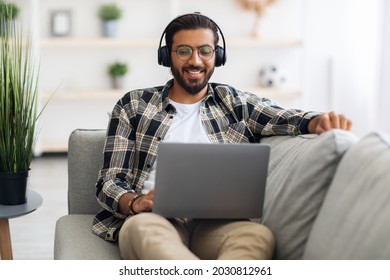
[170,28,216,95]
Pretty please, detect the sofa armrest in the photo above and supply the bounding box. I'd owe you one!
[54,215,121,260]
[68,129,106,215]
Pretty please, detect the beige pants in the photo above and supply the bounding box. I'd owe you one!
[119,212,275,260]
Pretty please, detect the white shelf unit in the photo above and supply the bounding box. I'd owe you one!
[40,37,303,102]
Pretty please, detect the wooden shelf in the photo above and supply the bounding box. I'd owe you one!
[39,142,69,153]
[228,38,302,47]
[41,87,300,102]
[40,37,302,48]
[40,38,158,48]
[41,89,125,101]
[243,87,301,101]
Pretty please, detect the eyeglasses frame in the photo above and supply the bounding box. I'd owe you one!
[171,45,216,61]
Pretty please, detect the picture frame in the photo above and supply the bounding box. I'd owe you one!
[50,10,72,37]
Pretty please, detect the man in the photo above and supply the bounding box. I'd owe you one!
[93,13,352,260]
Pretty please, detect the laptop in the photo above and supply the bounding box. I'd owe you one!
[153,142,270,219]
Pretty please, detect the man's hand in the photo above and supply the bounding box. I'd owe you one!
[308,111,352,134]
[119,190,154,215]
[133,190,154,213]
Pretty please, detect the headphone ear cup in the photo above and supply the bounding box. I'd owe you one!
[158,46,171,67]
[214,46,226,67]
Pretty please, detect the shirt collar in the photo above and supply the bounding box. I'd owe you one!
[161,80,172,111]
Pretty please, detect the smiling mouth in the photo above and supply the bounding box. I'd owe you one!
[184,67,204,79]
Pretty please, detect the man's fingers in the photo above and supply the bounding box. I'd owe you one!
[339,114,353,131]
[140,200,153,212]
[309,112,352,134]
[319,113,332,132]
[328,111,340,129]
[346,119,353,131]
[147,189,154,200]
[315,127,326,135]
[136,195,154,212]
[339,114,349,130]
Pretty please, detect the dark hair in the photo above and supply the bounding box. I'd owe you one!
[165,13,219,51]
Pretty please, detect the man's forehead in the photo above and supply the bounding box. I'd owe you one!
[172,28,215,46]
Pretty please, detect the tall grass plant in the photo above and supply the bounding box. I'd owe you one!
[0,4,40,173]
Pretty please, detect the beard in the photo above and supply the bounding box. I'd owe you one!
[171,65,214,95]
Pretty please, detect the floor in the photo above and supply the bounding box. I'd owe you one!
[7,155,68,260]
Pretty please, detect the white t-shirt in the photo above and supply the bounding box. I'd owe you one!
[143,99,210,193]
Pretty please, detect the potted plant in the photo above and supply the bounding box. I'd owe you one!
[0,0,19,36]
[0,5,42,205]
[98,4,122,37]
[108,61,128,89]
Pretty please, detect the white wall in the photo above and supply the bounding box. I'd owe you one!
[304,0,383,137]
[378,0,390,135]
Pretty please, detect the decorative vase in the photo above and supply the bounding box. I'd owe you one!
[102,20,118,37]
[252,14,262,38]
[0,171,28,205]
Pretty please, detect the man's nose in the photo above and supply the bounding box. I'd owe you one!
[187,49,202,65]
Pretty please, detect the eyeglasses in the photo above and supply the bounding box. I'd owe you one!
[171,45,215,61]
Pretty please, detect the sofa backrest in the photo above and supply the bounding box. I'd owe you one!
[257,129,358,259]
[67,129,106,215]
[303,132,390,259]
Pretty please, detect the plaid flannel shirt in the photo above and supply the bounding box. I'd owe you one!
[92,79,319,241]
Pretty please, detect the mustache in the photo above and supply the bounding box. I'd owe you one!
[184,66,204,71]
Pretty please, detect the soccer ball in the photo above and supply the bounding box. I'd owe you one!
[259,65,286,88]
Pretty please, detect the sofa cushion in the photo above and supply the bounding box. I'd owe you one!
[54,214,121,260]
[303,132,390,259]
[255,129,358,259]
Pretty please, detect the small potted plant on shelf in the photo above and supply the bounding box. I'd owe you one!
[98,3,122,37]
[108,61,128,89]
[0,5,44,205]
[0,0,19,36]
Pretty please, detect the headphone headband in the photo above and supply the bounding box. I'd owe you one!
[157,13,227,67]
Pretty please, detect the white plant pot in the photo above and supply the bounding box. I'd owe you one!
[102,20,118,37]
[111,76,124,89]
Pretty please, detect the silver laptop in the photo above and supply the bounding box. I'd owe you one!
[153,142,270,219]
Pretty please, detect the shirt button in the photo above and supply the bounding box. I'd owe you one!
[146,164,151,169]
[169,115,174,119]
[157,137,162,141]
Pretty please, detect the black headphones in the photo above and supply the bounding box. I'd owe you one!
[157,13,227,67]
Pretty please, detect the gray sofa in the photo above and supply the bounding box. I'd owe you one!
[54,128,390,260]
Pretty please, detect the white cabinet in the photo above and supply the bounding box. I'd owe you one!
[28,0,305,152]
